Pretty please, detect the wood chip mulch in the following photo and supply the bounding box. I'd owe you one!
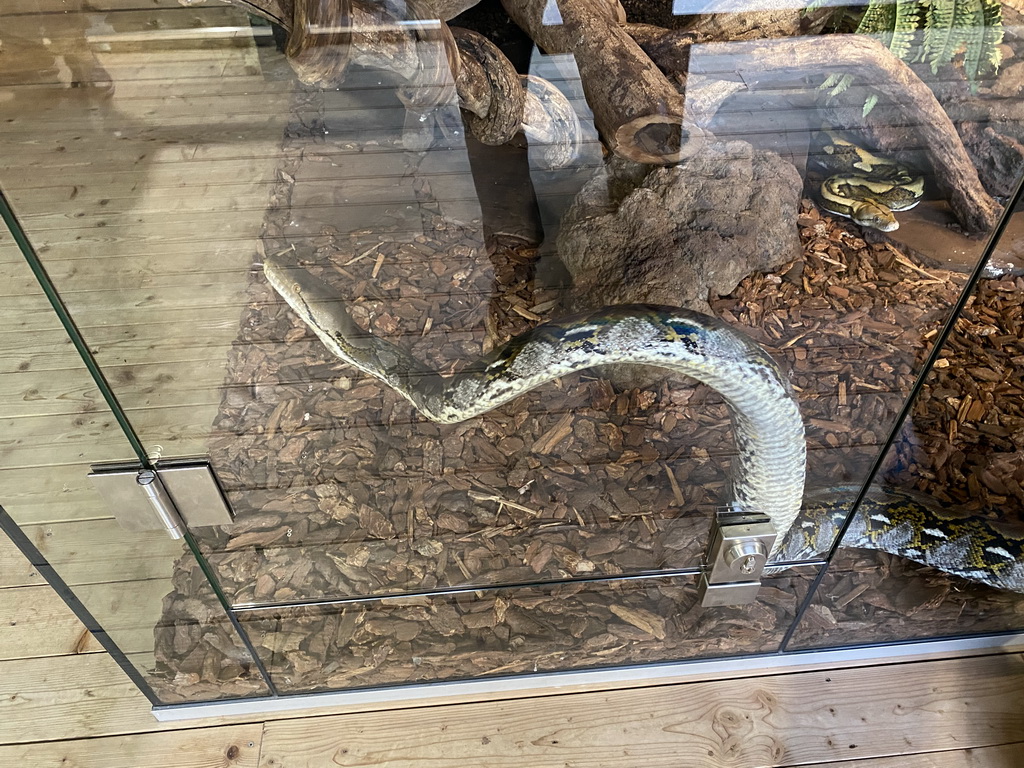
[149,89,1023,700]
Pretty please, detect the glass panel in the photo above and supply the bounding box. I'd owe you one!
[3,0,1024,700]
[789,196,1024,650]
[0,201,269,704]
[0,0,809,606]
[236,569,816,693]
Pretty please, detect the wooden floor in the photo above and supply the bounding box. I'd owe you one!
[2,533,1024,768]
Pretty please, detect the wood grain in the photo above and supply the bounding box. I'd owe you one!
[16,519,180,585]
[257,654,1024,768]
[0,585,103,660]
[0,634,1023,762]
[0,725,264,768]
[0,534,44,588]
[2,0,193,15]
[0,647,229,744]
[801,742,1024,767]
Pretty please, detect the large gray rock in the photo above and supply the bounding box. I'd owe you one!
[558,140,802,315]
[555,141,802,387]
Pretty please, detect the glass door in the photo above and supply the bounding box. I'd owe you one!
[0,192,271,704]
[3,0,1024,701]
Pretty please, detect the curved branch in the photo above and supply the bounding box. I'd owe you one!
[285,0,352,88]
[451,28,525,145]
[223,0,580,167]
[629,29,1001,234]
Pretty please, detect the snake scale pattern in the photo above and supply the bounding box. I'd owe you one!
[264,256,1024,593]
[788,487,1024,593]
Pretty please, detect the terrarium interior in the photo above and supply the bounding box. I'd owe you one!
[0,0,1023,706]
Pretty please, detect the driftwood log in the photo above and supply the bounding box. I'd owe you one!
[678,0,832,43]
[451,27,524,144]
[628,27,1002,235]
[284,0,352,87]
[230,0,482,24]
[501,0,704,164]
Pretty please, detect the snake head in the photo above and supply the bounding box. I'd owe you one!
[852,201,899,232]
[263,254,371,347]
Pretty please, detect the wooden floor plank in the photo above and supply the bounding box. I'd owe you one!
[0,648,257,740]
[0,585,103,660]
[3,0,204,16]
[0,533,44,588]
[796,742,1024,767]
[15,519,180,586]
[1,146,468,188]
[0,639,1022,760]
[0,652,230,742]
[0,725,264,768]
[256,654,1024,768]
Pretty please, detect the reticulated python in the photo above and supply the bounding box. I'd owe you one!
[787,486,1024,593]
[263,256,1023,593]
[814,131,925,232]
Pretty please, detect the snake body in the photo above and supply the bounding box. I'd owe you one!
[264,257,1024,592]
[783,486,1024,593]
[814,131,925,232]
[263,255,806,558]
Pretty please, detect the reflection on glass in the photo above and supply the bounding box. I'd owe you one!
[148,550,271,703]
[791,198,1024,649]
[238,570,814,693]
[1,0,1023,704]
[0,243,269,702]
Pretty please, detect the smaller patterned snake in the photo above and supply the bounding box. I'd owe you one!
[814,131,925,232]
[787,486,1024,593]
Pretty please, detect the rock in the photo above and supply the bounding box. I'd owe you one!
[558,141,801,307]
[555,141,802,386]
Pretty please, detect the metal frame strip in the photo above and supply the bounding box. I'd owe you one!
[151,631,1024,721]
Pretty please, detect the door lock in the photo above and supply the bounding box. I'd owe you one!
[697,504,776,607]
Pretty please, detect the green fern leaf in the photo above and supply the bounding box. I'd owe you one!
[818,0,1004,115]
[857,0,898,50]
[826,73,855,97]
[923,0,958,73]
[981,0,1005,71]
[863,93,880,116]
[959,0,988,85]
[819,73,844,91]
[856,0,922,61]
[890,0,922,61]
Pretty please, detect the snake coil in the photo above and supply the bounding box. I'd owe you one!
[814,131,925,232]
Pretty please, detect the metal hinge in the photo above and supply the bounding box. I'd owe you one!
[697,503,777,607]
[88,460,233,539]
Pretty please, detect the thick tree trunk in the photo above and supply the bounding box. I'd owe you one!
[223,0,581,167]
[678,0,832,43]
[285,0,352,87]
[229,0,482,26]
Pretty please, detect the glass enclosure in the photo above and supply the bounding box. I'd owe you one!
[1,0,1022,706]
